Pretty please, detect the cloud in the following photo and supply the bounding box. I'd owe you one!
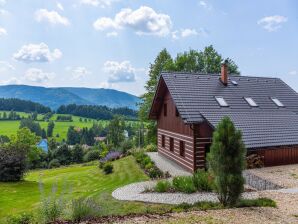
[35,9,70,26]
[57,2,64,11]
[13,43,62,63]
[93,6,172,36]
[0,77,20,85]
[0,9,9,16]
[289,70,297,75]
[0,61,15,72]
[104,61,136,83]
[0,27,7,36]
[24,68,55,83]
[0,0,6,6]
[199,1,212,10]
[80,0,117,8]
[172,28,207,40]
[257,15,287,32]
[66,66,91,79]
[106,31,118,37]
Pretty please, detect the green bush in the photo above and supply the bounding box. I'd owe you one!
[70,197,100,222]
[103,162,113,174]
[7,212,33,224]
[237,198,276,208]
[48,159,60,169]
[83,150,100,162]
[172,176,196,193]
[155,180,172,192]
[193,170,213,192]
[145,144,157,152]
[39,195,64,223]
[148,166,163,179]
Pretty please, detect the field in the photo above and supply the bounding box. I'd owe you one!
[0,156,171,221]
[0,111,136,142]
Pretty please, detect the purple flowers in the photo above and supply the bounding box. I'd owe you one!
[100,151,122,162]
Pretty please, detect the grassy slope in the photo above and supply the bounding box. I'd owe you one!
[0,156,169,221]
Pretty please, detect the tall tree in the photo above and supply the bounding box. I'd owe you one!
[107,116,125,147]
[207,117,246,206]
[47,121,55,137]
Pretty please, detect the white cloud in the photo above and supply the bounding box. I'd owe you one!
[24,68,55,83]
[181,28,198,37]
[106,31,118,37]
[257,15,287,32]
[0,77,20,85]
[0,61,15,72]
[13,43,62,63]
[93,6,172,36]
[289,70,297,75]
[0,9,9,16]
[57,2,64,11]
[199,1,212,10]
[98,81,118,89]
[0,27,7,36]
[80,0,117,8]
[104,60,136,83]
[0,0,6,6]
[66,66,91,80]
[35,9,70,26]
[172,28,207,40]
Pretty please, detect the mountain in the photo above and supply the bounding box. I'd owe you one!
[0,85,140,110]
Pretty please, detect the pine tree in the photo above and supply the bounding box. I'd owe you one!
[47,121,55,137]
[207,117,246,206]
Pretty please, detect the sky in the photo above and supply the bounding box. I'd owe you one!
[0,0,297,96]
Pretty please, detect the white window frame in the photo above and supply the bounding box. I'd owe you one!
[271,97,284,107]
[215,97,229,107]
[244,97,258,107]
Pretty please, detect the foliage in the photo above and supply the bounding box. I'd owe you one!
[119,139,133,154]
[57,104,137,120]
[154,180,172,192]
[6,212,33,224]
[193,170,214,192]
[52,144,72,165]
[103,162,114,174]
[107,116,125,147]
[69,197,100,223]
[147,166,163,179]
[0,98,51,114]
[236,198,276,208]
[100,151,122,162]
[72,144,84,163]
[19,118,42,136]
[0,135,10,144]
[207,117,246,206]
[172,176,196,193]
[48,159,61,169]
[56,115,73,122]
[144,144,157,152]
[47,121,55,137]
[83,150,100,162]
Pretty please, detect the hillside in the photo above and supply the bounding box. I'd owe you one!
[0,85,140,110]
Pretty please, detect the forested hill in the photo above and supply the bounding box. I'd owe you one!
[56,104,137,120]
[0,85,140,110]
[0,98,51,113]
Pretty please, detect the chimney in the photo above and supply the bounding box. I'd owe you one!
[221,61,228,85]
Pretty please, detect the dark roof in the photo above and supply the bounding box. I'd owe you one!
[152,72,298,149]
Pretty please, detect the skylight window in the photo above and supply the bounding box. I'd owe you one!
[244,97,258,107]
[271,97,284,107]
[215,97,228,107]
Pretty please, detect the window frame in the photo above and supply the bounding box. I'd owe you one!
[179,140,185,157]
[244,97,258,107]
[271,97,284,107]
[161,135,165,148]
[169,137,174,152]
[215,96,229,107]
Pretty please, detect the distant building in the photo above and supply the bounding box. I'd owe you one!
[37,139,48,152]
[94,136,107,142]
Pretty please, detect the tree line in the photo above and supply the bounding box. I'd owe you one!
[0,98,51,113]
[56,104,137,120]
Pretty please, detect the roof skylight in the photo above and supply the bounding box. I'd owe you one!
[271,97,284,107]
[215,97,228,107]
[244,97,258,107]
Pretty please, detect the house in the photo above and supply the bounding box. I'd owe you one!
[37,139,48,152]
[149,63,298,172]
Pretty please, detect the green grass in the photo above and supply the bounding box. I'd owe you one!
[0,156,171,221]
[0,111,137,141]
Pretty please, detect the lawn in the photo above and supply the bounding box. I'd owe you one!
[0,156,171,221]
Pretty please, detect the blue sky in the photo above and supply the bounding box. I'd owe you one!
[0,0,297,96]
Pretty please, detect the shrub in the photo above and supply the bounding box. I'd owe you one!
[148,166,163,179]
[119,140,133,154]
[145,144,157,152]
[193,170,213,192]
[207,117,246,206]
[155,180,172,192]
[83,150,100,162]
[0,147,26,181]
[70,197,100,222]
[7,212,33,224]
[48,159,60,169]
[100,151,121,162]
[237,198,276,208]
[103,162,113,174]
[172,176,196,193]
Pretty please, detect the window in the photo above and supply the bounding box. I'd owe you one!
[179,141,185,157]
[244,97,258,107]
[161,135,165,147]
[169,137,174,152]
[163,103,167,116]
[175,107,179,117]
[215,97,228,107]
[271,97,284,107]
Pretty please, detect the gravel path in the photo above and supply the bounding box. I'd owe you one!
[112,180,259,205]
[147,152,192,177]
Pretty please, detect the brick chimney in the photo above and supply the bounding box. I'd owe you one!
[221,62,228,85]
